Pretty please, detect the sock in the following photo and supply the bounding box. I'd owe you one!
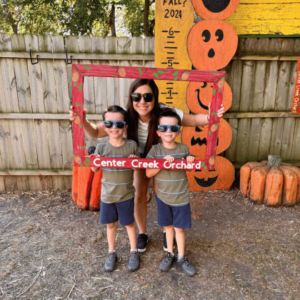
[109,250,116,254]
[177,255,184,261]
[130,249,138,253]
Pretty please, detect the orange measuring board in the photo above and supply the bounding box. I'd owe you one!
[292,59,300,114]
[155,0,194,113]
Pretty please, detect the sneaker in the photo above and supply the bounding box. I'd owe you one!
[137,234,148,252]
[177,256,196,277]
[103,252,117,272]
[159,252,175,272]
[163,232,176,252]
[128,250,140,272]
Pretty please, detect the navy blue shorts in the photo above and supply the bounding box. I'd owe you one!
[156,196,191,229]
[100,198,134,226]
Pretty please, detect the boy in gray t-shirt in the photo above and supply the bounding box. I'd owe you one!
[92,105,140,272]
[146,109,196,277]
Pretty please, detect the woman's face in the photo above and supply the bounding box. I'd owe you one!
[132,84,155,122]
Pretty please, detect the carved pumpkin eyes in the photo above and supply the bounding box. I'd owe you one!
[215,29,224,41]
[202,29,224,43]
[202,30,211,42]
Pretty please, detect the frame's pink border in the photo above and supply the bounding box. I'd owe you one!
[72,64,225,170]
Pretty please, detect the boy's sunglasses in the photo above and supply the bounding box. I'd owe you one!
[103,120,126,129]
[131,92,154,102]
[157,125,180,133]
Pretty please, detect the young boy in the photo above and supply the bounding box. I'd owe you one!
[146,109,196,277]
[92,105,140,272]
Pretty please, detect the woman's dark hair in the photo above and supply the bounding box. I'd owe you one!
[102,105,126,121]
[126,79,161,157]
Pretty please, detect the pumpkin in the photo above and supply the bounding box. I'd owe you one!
[240,161,300,207]
[187,156,235,191]
[182,118,232,157]
[187,20,238,71]
[72,154,102,210]
[191,0,240,20]
[186,81,232,115]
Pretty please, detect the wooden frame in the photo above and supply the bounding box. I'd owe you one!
[72,64,225,170]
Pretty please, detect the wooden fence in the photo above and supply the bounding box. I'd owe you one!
[0,34,299,191]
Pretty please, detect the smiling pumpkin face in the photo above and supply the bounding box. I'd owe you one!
[182,118,232,157]
[191,0,240,20]
[187,156,235,191]
[186,81,232,115]
[187,20,238,71]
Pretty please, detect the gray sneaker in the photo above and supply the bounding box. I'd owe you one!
[128,251,140,272]
[103,252,117,272]
[177,256,196,277]
[159,252,175,272]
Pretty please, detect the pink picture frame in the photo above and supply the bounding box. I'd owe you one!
[72,64,225,170]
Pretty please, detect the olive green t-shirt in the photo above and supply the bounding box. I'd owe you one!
[146,143,190,206]
[95,139,139,204]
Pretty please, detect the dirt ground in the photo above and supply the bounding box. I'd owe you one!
[0,188,300,300]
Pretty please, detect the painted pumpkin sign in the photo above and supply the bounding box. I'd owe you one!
[187,156,235,191]
[186,80,232,114]
[182,118,232,157]
[187,20,238,71]
[191,0,240,20]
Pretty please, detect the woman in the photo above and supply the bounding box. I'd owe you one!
[70,79,224,252]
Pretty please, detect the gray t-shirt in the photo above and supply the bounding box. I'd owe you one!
[147,143,190,206]
[94,139,139,204]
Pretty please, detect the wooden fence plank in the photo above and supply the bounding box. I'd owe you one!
[16,176,29,191]
[292,118,300,161]
[258,118,272,161]
[275,61,292,111]
[225,119,238,162]
[235,119,250,163]
[228,60,242,112]
[25,35,45,113]
[247,118,261,161]
[0,120,14,169]
[240,61,255,112]
[263,62,278,111]
[0,177,5,192]
[280,118,295,161]
[269,118,285,156]
[251,61,266,111]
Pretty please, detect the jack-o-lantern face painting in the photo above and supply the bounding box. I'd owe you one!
[191,0,240,20]
[186,81,232,115]
[182,118,232,157]
[187,20,238,71]
[187,156,235,191]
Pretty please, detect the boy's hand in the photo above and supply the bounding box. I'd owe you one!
[186,156,195,165]
[164,155,174,163]
[128,154,138,158]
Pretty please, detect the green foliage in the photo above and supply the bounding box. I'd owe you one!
[0,0,155,36]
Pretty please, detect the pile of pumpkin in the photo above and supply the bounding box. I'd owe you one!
[240,156,300,207]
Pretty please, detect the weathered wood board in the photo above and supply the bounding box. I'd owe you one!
[227,0,300,35]
[155,0,194,112]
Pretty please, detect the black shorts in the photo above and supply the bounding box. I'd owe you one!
[156,196,191,229]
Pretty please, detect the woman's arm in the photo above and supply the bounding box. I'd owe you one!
[69,106,108,138]
[181,103,225,127]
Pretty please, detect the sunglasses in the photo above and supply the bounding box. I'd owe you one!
[103,120,126,129]
[131,92,154,102]
[157,125,180,133]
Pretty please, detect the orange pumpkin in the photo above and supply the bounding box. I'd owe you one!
[187,156,235,191]
[240,162,300,207]
[187,20,238,71]
[182,118,232,157]
[72,155,102,210]
[186,81,232,114]
[191,0,240,20]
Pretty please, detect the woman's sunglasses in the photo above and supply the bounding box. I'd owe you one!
[131,92,154,102]
[157,125,180,133]
[103,120,126,129]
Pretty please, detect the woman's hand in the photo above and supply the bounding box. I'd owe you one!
[208,103,225,119]
[164,155,174,163]
[69,105,87,122]
[186,156,195,165]
[128,154,138,159]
